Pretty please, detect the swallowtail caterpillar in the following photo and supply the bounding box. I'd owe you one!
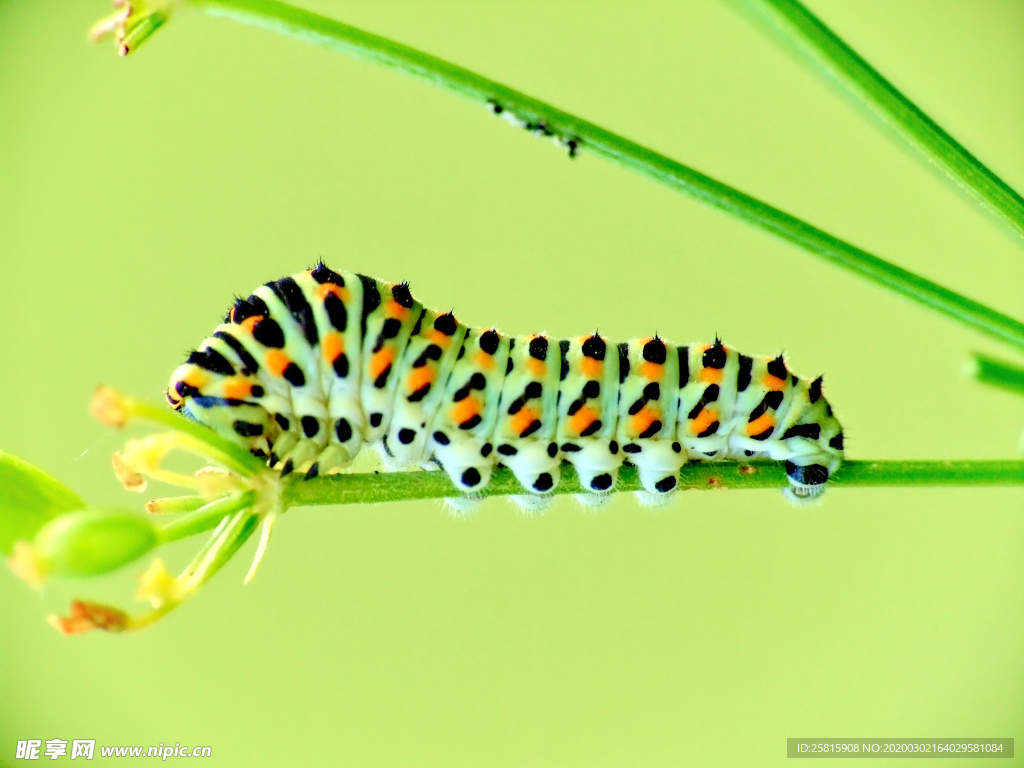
[167,264,844,509]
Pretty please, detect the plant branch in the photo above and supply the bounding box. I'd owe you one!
[260,460,1024,507]
[184,0,1024,352]
[159,491,256,543]
[731,0,1024,243]
[966,352,1024,397]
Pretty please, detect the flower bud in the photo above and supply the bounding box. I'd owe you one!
[49,600,129,635]
[90,385,134,428]
[89,1,174,58]
[32,508,161,580]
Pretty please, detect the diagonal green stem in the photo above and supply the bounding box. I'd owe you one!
[187,0,1024,352]
[966,352,1024,397]
[731,0,1024,243]
[158,491,256,543]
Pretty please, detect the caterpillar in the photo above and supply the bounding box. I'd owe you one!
[167,264,844,509]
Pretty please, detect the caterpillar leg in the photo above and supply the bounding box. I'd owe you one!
[629,442,685,507]
[443,494,482,515]
[511,493,552,512]
[501,441,561,510]
[294,421,361,479]
[563,440,622,505]
[783,455,841,503]
[266,421,322,477]
[414,459,482,514]
[429,437,495,496]
[279,438,321,477]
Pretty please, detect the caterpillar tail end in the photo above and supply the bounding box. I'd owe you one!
[783,456,841,506]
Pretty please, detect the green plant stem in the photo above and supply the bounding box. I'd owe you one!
[147,495,208,514]
[188,0,1024,352]
[967,352,1024,397]
[256,460,1024,507]
[141,460,1024,512]
[159,491,255,543]
[732,0,1024,243]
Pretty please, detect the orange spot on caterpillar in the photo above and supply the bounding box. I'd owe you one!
[526,359,546,377]
[740,465,758,475]
[222,378,252,400]
[265,350,291,377]
[450,396,480,426]
[638,362,664,381]
[428,329,451,346]
[689,407,719,436]
[510,406,540,436]
[763,374,787,391]
[386,300,409,320]
[473,351,495,371]
[746,412,774,437]
[369,348,394,380]
[699,367,723,384]
[570,405,599,435]
[406,366,434,394]
[580,357,603,377]
[321,332,345,364]
[240,316,263,334]
[315,283,350,302]
[631,406,659,436]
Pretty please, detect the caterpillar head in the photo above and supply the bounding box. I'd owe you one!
[165,364,199,412]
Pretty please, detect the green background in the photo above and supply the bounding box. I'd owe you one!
[2,0,1023,765]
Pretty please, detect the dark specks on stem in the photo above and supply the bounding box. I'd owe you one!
[487,99,581,158]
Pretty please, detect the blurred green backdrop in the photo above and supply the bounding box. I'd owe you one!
[1,1,1023,765]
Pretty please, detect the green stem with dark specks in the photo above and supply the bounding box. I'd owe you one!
[281,461,1024,507]
[185,0,1024,353]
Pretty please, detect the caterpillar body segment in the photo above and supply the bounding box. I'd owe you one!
[556,335,623,507]
[167,264,845,508]
[493,335,563,509]
[424,326,511,502]
[616,338,685,505]
[381,307,467,470]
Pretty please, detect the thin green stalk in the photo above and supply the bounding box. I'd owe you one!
[146,495,208,514]
[159,491,256,543]
[966,352,1024,397]
[271,460,1024,507]
[187,0,1024,353]
[732,0,1024,242]
[147,459,1024,512]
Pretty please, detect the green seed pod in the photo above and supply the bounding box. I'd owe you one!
[33,509,160,579]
